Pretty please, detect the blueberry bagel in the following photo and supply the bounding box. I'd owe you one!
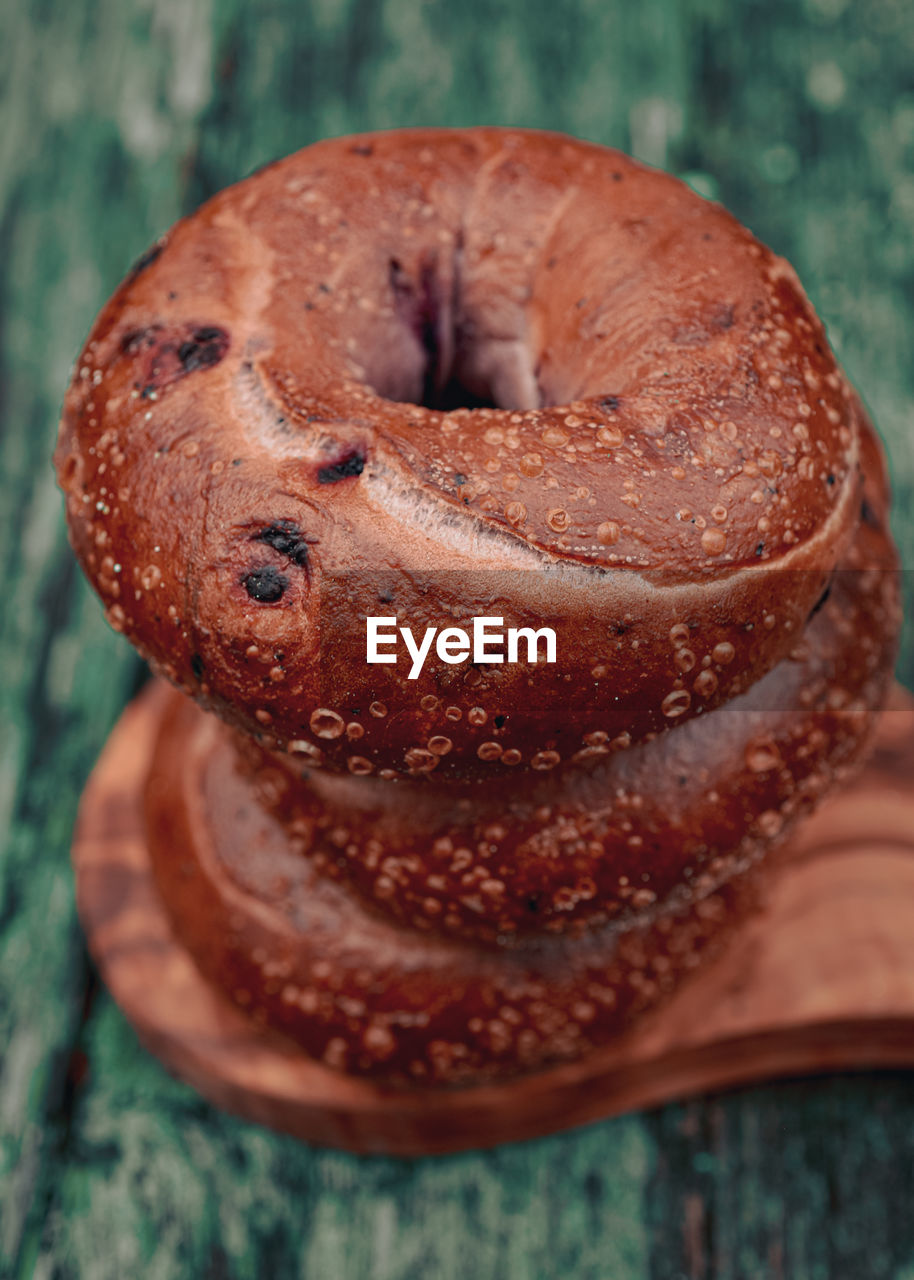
[56,128,879,780]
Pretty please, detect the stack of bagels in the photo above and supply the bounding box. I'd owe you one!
[56,129,899,1082]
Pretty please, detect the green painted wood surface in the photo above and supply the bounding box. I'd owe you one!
[2,0,914,1275]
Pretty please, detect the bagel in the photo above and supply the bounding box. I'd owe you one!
[57,128,873,780]
[57,128,900,1083]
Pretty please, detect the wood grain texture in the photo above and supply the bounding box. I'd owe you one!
[73,682,914,1158]
[1,0,914,1275]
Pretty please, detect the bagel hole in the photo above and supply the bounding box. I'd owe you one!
[370,256,541,413]
[425,373,500,413]
[376,335,541,414]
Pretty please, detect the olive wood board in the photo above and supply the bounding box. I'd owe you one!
[72,679,914,1156]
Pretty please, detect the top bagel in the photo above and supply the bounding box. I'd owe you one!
[56,128,868,779]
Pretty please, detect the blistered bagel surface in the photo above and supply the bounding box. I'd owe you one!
[57,128,867,778]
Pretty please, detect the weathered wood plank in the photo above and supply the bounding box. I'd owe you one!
[0,0,206,1270]
[41,998,652,1279]
[646,1076,914,1280]
[1,0,913,1276]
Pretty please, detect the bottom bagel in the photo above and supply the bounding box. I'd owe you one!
[146,689,754,1084]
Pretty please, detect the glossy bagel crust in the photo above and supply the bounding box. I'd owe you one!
[145,487,897,1080]
[56,127,871,780]
[240,524,898,946]
[146,688,753,1084]
[58,127,901,1084]
[145,444,898,1080]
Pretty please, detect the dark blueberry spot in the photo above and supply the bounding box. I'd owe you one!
[546,256,557,269]
[600,395,620,412]
[713,304,735,331]
[124,323,229,395]
[318,283,332,294]
[678,775,688,786]
[243,566,288,603]
[177,326,229,372]
[121,325,160,354]
[255,519,311,568]
[318,451,365,485]
[390,256,407,289]
[494,714,506,728]
[128,243,162,280]
[526,894,542,913]
[350,143,374,156]
[454,473,467,486]
[191,653,204,680]
[612,172,623,181]
[304,301,314,311]
[575,297,586,309]
[232,458,243,467]
[809,581,832,619]
[756,542,765,556]
[826,473,836,486]
[861,498,880,528]
[378,588,394,604]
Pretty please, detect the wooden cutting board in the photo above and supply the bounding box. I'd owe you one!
[72,680,914,1156]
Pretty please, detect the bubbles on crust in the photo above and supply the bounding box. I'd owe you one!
[53,129,885,780]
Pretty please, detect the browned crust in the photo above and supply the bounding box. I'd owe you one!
[55,128,877,779]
